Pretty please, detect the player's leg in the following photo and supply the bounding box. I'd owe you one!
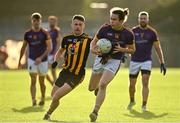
[88,72,102,92]
[46,55,54,85]
[51,66,57,82]
[89,70,115,122]
[127,61,140,110]
[89,56,103,95]
[127,75,138,110]
[28,58,38,106]
[51,85,59,97]
[38,61,48,106]
[50,69,67,98]
[89,59,120,122]
[46,74,54,86]
[29,73,37,106]
[38,75,46,106]
[43,70,84,120]
[44,83,72,120]
[141,70,150,111]
[141,61,152,111]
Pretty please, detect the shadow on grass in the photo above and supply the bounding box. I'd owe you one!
[49,119,68,123]
[12,106,45,113]
[124,109,168,120]
[45,96,52,101]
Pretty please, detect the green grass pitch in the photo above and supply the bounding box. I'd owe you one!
[0,68,180,122]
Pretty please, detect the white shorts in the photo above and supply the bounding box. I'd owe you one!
[129,60,152,75]
[92,56,121,74]
[28,58,48,76]
[48,55,54,64]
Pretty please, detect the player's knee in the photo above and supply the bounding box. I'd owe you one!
[99,82,107,89]
[30,80,36,86]
[52,94,60,102]
[142,81,149,88]
[88,88,94,92]
[88,85,95,91]
[129,84,135,90]
[39,82,46,88]
[51,91,55,97]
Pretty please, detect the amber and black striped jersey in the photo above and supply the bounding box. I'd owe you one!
[61,33,91,75]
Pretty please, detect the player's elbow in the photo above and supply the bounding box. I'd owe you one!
[47,46,52,53]
[130,47,136,54]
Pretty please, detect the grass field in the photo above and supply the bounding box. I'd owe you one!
[0,68,180,122]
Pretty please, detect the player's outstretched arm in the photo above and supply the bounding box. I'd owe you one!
[18,40,27,68]
[52,47,65,69]
[55,29,62,54]
[153,41,166,75]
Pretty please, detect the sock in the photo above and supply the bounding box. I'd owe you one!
[93,109,98,115]
[142,101,147,106]
[130,97,134,102]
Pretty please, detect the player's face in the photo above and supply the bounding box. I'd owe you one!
[139,15,149,28]
[110,13,123,28]
[31,18,41,30]
[71,19,85,36]
[49,19,57,28]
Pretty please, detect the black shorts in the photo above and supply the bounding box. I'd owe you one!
[55,69,85,89]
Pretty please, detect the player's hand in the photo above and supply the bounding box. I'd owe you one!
[113,43,124,54]
[121,55,127,63]
[90,45,102,56]
[52,61,58,69]
[160,63,166,75]
[35,57,42,65]
[100,55,111,65]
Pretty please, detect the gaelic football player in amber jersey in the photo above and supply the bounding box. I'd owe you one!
[43,15,91,120]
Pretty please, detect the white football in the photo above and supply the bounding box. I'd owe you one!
[96,38,112,54]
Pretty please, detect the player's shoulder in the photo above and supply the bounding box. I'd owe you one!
[24,28,32,35]
[147,25,158,34]
[82,33,93,41]
[55,27,61,32]
[63,33,74,39]
[41,28,49,33]
[41,28,50,37]
[132,25,140,30]
[123,26,134,36]
[99,23,111,31]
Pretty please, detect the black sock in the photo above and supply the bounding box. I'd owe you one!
[47,111,51,115]
[142,101,147,106]
[130,97,134,102]
[93,110,98,115]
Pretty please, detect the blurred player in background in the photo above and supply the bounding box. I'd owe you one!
[0,44,8,69]
[46,16,61,85]
[18,13,52,106]
[89,7,135,122]
[127,11,166,111]
[43,15,91,120]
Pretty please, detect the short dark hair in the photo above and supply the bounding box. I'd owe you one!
[110,7,129,21]
[72,15,85,22]
[31,12,42,20]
